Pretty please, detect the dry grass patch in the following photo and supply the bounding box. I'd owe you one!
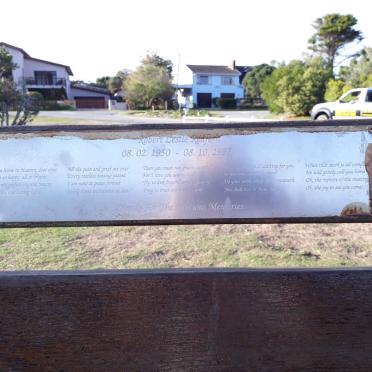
[0,224,371,270]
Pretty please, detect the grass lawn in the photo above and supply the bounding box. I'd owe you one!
[8,115,96,126]
[1,224,371,271]
[29,116,98,125]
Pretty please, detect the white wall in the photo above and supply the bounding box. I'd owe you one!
[23,59,69,80]
[108,100,127,110]
[24,58,72,98]
[2,46,24,89]
[192,74,244,106]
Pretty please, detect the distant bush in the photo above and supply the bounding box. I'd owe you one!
[238,98,267,109]
[27,91,44,110]
[41,101,75,111]
[216,98,237,109]
[261,57,330,116]
[186,109,209,117]
[324,79,350,102]
[242,63,275,100]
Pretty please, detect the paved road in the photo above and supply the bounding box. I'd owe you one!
[37,110,181,125]
[214,110,271,121]
[35,109,273,125]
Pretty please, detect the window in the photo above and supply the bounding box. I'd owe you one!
[340,90,361,103]
[366,90,372,102]
[197,75,209,85]
[221,76,234,85]
[34,71,57,85]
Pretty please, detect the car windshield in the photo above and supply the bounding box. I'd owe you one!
[366,90,372,102]
[340,90,361,103]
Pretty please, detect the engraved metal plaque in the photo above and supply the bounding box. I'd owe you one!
[0,124,372,225]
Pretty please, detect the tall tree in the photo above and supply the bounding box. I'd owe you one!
[242,64,275,99]
[0,48,16,78]
[109,70,129,93]
[342,47,372,87]
[95,76,111,89]
[0,47,40,126]
[142,52,173,78]
[261,57,330,116]
[124,64,173,109]
[308,13,363,74]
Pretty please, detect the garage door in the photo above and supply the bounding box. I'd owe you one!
[75,97,107,109]
[197,93,212,108]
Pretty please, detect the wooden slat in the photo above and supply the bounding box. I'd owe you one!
[1,269,372,370]
[0,119,372,133]
[1,215,372,228]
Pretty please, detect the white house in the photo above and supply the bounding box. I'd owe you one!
[0,42,111,108]
[177,61,246,108]
[0,42,73,101]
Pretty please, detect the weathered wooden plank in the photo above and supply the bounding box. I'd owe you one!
[0,119,371,133]
[1,269,372,371]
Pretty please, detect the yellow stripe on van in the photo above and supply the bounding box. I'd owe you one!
[362,112,372,117]
[335,111,357,117]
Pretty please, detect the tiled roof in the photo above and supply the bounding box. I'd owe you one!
[71,83,110,95]
[186,65,241,75]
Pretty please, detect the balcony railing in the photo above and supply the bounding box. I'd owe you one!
[23,77,66,87]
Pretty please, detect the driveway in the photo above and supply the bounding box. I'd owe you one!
[34,109,273,126]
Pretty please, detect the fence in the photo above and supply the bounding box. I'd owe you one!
[1,121,372,370]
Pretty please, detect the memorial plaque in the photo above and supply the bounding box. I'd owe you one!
[0,123,372,225]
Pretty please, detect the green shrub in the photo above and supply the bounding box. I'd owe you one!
[27,91,44,110]
[216,98,237,109]
[41,101,75,111]
[261,58,330,116]
[324,79,350,102]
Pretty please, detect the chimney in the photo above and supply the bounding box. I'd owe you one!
[229,60,236,70]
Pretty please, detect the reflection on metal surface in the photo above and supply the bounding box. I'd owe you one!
[0,129,371,223]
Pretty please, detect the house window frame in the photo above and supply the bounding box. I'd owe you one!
[221,75,234,86]
[197,75,210,85]
[34,71,57,85]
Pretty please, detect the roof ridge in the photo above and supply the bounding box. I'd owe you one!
[0,42,31,58]
[186,64,241,75]
[0,42,73,76]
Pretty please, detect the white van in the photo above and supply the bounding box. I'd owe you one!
[310,88,372,120]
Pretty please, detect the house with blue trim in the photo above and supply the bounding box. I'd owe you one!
[176,61,251,108]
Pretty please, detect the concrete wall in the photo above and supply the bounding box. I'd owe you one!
[109,100,128,110]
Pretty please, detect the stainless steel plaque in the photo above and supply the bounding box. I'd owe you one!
[0,126,371,223]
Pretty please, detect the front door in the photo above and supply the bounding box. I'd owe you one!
[197,93,212,108]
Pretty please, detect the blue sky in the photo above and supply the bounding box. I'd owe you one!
[1,0,371,83]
